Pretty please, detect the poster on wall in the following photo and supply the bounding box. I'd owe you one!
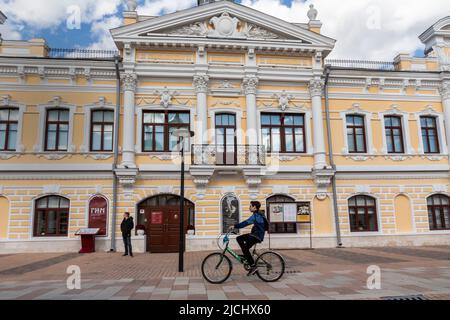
[270,204,284,222]
[221,194,240,234]
[283,203,297,222]
[88,196,108,236]
[297,202,311,223]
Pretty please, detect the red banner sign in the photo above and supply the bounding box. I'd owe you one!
[151,211,163,225]
[88,196,108,236]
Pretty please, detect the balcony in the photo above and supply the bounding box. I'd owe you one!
[191,144,266,166]
[190,145,266,197]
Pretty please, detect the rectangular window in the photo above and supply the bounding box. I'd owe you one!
[142,111,190,152]
[261,113,305,153]
[384,116,404,154]
[346,115,367,153]
[420,116,440,154]
[45,109,69,151]
[0,108,18,151]
[90,110,114,152]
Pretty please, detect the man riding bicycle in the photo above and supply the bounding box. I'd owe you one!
[231,201,269,276]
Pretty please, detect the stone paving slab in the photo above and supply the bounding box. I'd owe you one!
[0,246,449,300]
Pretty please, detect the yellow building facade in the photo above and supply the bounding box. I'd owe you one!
[0,1,450,253]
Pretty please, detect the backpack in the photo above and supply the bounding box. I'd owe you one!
[261,213,270,232]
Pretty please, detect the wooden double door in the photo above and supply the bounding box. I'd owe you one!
[142,206,190,253]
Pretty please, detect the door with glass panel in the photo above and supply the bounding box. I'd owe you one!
[215,114,237,165]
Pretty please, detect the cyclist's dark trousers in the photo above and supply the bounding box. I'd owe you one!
[236,234,260,266]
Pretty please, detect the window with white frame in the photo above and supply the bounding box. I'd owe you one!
[45,109,69,151]
[261,113,306,153]
[420,116,440,154]
[0,108,18,151]
[415,107,447,156]
[384,116,405,154]
[346,115,367,153]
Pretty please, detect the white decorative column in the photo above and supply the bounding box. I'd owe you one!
[243,76,259,146]
[439,81,450,161]
[193,75,209,144]
[309,79,327,170]
[121,73,137,168]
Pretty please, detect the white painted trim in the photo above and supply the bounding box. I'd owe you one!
[80,102,116,153]
[0,98,26,153]
[135,104,196,153]
[345,193,383,234]
[256,106,313,155]
[29,194,72,240]
[414,105,448,155]
[378,105,414,155]
[34,100,77,153]
[340,104,375,155]
[335,164,450,172]
[208,107,243,145]
[0,164,113,171]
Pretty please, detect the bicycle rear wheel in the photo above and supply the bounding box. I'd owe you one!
[201,252,233,284]
[255,251,285,282]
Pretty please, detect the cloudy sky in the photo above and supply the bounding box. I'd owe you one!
[0,0,449,59]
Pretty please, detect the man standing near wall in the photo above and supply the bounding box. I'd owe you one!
[121,212,134,257]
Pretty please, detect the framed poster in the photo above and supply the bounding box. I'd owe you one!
[88,196,108,236]
[270,203,284,222]
[221,194,240,234]
[297,202,311,223]
[283,203,297,222]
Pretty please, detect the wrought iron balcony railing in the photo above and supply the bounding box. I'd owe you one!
[48,48,119,60]
[325,59,396,71]
[191,145,266,166]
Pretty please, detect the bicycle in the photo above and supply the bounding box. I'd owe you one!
[201,230,285,284]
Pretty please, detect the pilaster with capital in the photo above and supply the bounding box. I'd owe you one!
[243,76,259,145]
[194,75,209,144]
[121,73,138,168]
[439,81,450,162]
[309,79,327,170]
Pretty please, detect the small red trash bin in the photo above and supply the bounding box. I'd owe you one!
[75,228,100,253]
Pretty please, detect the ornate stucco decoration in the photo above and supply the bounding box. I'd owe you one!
[345,155,376,161]
[167,22,208,36]
[312,168,334,201]
[155,87,177,108]
[242,76,259,95]
[421,155,446,161]
[309,79,324,97]
[193,75,209,93]
[208,12,243,38]
[384,155,413,161]
[439,82,450,100]
[273,90,294,111]
[244,23,279,39]
[122,73,138,92]
[83,154,113,160]
[36,153,73,160]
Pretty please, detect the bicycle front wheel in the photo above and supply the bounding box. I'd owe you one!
[255,251,285,282]
[201,252,232,284]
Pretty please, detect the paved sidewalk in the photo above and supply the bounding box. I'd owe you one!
[0,246,450,300]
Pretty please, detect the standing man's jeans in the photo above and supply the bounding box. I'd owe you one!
[236,234,260,266]
[123,235,133,256]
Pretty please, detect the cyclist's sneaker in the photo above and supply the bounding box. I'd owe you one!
[247,265,258,276]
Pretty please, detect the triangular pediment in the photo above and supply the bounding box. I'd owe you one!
[112,1,335,50]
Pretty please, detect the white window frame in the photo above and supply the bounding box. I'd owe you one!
[0,96,26,153]
[136,104,196,153]
[415,106,448,156]
[256,106,313,155]
[340,104,376,155]
[346,193,383,235]
[30,194,71,239]
[209,108,244,146]
[80,101,115,153]
[34,98,76,153]
[379,105,414,155]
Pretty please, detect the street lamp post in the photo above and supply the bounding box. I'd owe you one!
[172,128,195,273]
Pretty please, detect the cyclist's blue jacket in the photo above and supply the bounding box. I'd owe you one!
[234,211,267,242]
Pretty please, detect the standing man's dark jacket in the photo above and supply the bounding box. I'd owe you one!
[121,216,134,237]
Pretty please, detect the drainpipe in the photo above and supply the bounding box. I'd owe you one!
[110,55,122,252]
[323,65,343,247]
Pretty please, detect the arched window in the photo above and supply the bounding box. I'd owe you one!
[427,194,450,230]
[348,195,378,232]
[266,195,297,234]
[34,196,70,237]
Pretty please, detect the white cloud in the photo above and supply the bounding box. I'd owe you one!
[1,0,449,60]
[241,0,450,60]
